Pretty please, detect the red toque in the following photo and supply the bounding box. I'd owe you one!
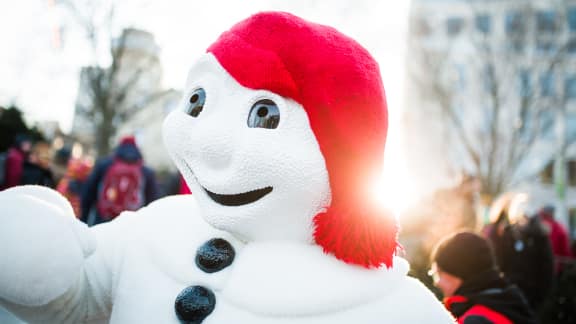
[208,12,398,268]
[119,136,136,146]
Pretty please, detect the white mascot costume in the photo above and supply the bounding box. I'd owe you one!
[0,12,455,324]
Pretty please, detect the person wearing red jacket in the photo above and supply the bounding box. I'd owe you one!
[537,205,573,273]
[1,134,31,190]
[430,232,538,324]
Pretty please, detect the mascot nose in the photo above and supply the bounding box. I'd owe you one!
[198,131,234,170]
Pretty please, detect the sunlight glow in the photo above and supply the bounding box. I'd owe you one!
[371,144,418,219]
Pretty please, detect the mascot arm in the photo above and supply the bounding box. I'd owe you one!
[0,186,118,323]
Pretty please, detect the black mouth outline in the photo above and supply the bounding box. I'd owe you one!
[203,186,273,206]
[181,158,273,206]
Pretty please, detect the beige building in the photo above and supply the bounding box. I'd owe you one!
[115,89,181,171]
[71,28,167,156]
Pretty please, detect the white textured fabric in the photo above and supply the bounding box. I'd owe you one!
[0,186,93,307]
[107,197,454,323]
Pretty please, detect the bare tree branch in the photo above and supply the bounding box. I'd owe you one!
[408,0,574,196]
[60,2,165,157]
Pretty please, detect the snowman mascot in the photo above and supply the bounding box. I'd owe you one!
[0,12,455,324]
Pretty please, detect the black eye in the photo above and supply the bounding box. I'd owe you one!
[247,99,280,129]
[186,88,206,117]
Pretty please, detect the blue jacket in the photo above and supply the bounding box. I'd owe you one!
[80,143,158,225]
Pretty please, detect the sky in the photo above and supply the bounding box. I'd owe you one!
[0,0,412,129]
[0,0,416,211]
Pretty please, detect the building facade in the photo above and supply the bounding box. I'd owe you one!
[114,88,181,171]
[71,28,166,157]
[405,0,576,234]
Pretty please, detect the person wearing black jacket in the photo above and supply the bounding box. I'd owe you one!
[430,231,539,324]
[20,141,55,188]
[485,193,554,311]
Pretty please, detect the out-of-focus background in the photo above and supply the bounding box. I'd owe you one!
[1,0,576,323]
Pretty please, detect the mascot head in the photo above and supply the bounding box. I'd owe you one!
[164,11,397,268]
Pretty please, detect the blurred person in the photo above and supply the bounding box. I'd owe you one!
[483,193,554,312]
[80,136,158,226]
[57,157,93,218]
[536,205,573,273]
[52,146,72,184]
[151,171,188,198]
[20,141,55,188]
[0,134,31,190]
[430,231,538,324]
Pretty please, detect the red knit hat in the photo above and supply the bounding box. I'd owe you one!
[119,135,137,146]
[208,12,398,268]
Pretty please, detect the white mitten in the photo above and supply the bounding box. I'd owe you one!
[0,185,96,306]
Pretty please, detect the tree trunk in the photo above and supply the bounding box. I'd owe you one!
[95,115,114,158]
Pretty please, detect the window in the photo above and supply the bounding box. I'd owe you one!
[519,70,531,97]
[569,209,576,238]
[542,160,576,186]
[540,111,556,140]
[446,17,464,36]
[566,76,576,99]
[568,38,576,53]
[510,40,524,53]
[475,14,491,34]
[570,161,576,186]
[541,161,553,184]
[537,39,556,54]
[568,7,576,31]
[506,11,524,34]
[540,73,555,97]
[536,10,558,33]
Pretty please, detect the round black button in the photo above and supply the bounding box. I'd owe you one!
[174,285,216,324]
[196,238,235,273]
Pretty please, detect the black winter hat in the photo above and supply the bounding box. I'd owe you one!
[431,232,497,280]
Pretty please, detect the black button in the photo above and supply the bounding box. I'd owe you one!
[174,285,216,324]
[196,238,235,273]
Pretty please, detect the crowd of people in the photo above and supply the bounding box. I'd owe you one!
[0,135,55,190]
[429,192,575,323]
[0,134,190,226]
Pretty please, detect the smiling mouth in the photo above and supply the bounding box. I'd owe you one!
[203,186,273,206]
[181,159,272,206]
